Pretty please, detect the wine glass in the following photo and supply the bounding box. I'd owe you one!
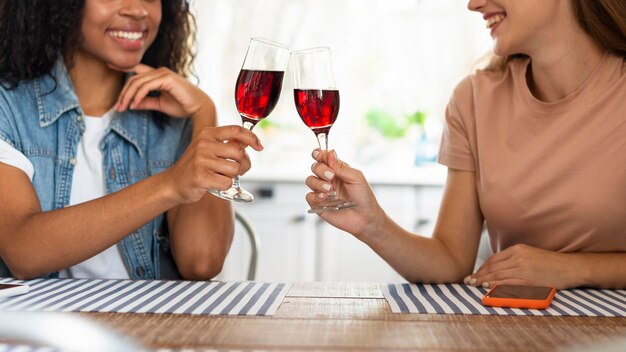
[291,47,356,214]
[209,37,290,202]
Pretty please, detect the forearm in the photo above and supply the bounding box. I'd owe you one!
[362,213,474,284]
[3,171,178,279]
[166,103,234,280]
[566,252,626,289]
[167,195,234,280]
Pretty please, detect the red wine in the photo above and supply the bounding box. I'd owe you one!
[235,69,284,124]
[294,89,340,135]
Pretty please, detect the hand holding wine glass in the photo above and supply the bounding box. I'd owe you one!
[209,37,290,202]
[292,47,356,213]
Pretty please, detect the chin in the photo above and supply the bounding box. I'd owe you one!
[492,38,524,58]
[109,54,145,69]
[109,59,142,71]
[492,44,512,58]
[492,39,506,56]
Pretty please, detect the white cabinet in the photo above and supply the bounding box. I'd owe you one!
[216,180,444,283]
[217,183,315,282]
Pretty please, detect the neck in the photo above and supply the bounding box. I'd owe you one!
[525,12,604,102]
[67,52,124,117]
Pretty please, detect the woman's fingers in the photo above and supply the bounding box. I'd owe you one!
[311,160,335,182]
[111,63,157,110]
[200,158,240,181]
[327,150,360,182]
[467,262,520,286]
[116,70,170,111]
[191,127,258,178]
[305,175,333,194]
[210,126,264,151]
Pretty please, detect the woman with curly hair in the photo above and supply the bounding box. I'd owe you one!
[0,0,262,280]
[306,0,626,289]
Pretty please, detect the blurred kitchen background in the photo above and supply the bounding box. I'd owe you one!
[190,0,492,283]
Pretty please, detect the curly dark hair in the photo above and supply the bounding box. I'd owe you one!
[0,0,196,88]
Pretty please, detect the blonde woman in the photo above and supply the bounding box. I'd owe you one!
[305,0,626,289]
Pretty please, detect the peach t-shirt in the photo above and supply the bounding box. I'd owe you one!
[438,53,626,253]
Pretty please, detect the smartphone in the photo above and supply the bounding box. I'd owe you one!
[0,283,30,299]
[482,284,556,309]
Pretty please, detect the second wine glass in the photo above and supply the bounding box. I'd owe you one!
[291,47,356,213]
[209,37,290,202]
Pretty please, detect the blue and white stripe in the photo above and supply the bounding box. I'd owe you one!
[0,278,289,316]
[383,283,626,316]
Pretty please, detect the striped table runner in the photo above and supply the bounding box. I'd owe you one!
[0,278,290,316]
[0,345,221,352]
[0,345,224,352]
[383,283,626,316]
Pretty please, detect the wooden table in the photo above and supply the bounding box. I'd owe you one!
[81,282,626,351]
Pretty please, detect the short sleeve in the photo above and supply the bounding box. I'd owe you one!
[0,139,34,180]
[0,89,33,179]
[437,77,476,171]
[0,90,17,149]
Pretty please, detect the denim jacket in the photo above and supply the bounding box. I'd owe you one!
[0,60,192,279]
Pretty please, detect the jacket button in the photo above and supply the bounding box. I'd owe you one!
[77,115,83,122]
[136,266,145,277]
[69,158,77,166]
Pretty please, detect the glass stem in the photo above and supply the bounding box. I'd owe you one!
[232,175,242,189]
[230,120,257,190]
[242,120,256,131]
[315,132,336,200]
[315,132,329,151]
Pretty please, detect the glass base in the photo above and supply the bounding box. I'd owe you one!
[209,186,254,203]
[308,198,356,214]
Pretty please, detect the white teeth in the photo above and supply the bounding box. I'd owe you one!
[486,14,506,29]
[109,31,143,41]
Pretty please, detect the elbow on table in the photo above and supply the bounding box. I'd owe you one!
[0,249,33,280]
[177,253,226,281]
[3,259,42,281]
[9,270,38,281]
[401,263,473,285]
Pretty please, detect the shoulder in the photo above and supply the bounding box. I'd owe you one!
[0,80,39,118]
[473,58,521,92]
[450,58,522,109]
[0,80,40,123]
[0,82,35,140]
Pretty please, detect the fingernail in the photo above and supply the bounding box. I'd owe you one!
[322,183,332,191]
[469,278,477,285]
[482,282,490,288]
[323,170,334,180]
[332,150,338,161]
[313,150,320,159]
[317,192,326,199]
[463,276,470,284]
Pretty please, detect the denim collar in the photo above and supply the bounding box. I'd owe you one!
[34,59,147,158]
[34,60,81,128]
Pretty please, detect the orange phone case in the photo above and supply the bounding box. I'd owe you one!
[482,285,556,309]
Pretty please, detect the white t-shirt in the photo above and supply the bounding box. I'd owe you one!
[0,110,129,279]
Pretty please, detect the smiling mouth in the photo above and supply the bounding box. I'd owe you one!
[486,14,506,29]
[107,30,146,41]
